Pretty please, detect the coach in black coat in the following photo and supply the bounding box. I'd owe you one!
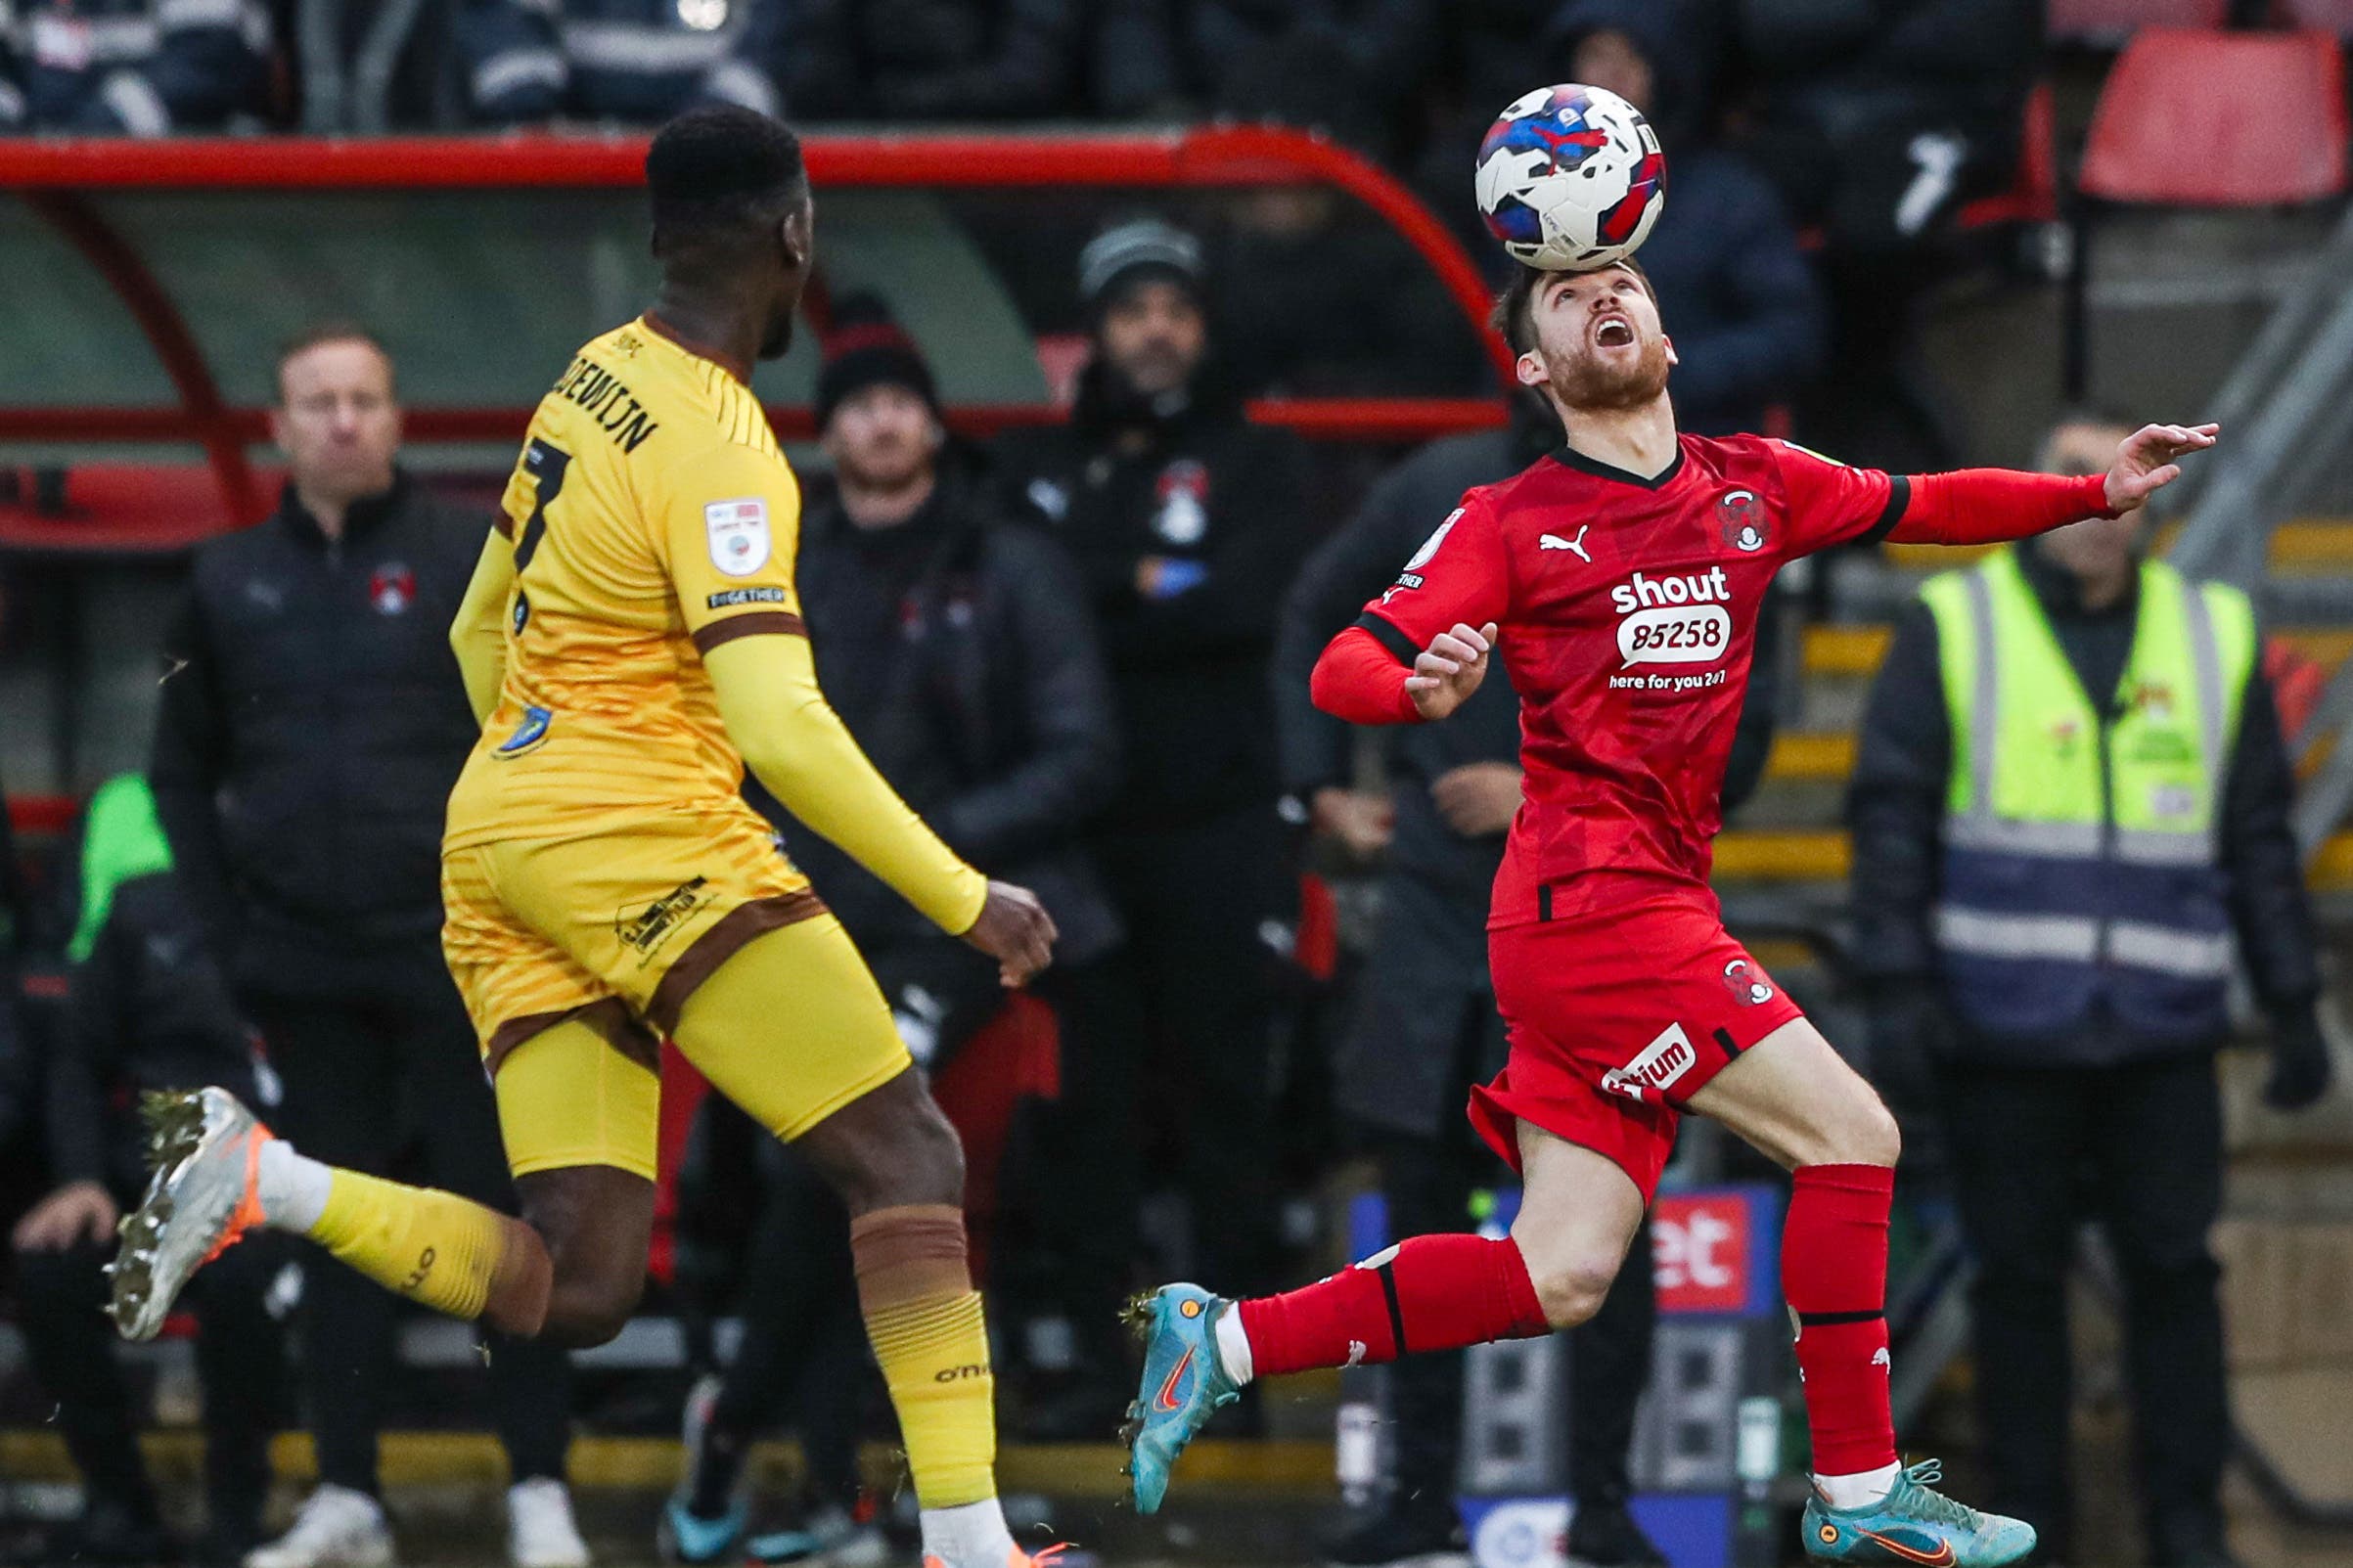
[1271,391,1780,1563]
[148,328,571,1537]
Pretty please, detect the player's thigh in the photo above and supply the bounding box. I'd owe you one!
[493,1011,664,1184]
[667,914,914,1146]
[1684,1016,1901,1171]
[1509,1118,1649,1328]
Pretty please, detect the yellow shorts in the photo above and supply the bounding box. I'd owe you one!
[442,805,911,1179]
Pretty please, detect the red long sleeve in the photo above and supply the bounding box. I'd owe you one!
[1885,469,2115,546]
[1311,625,1423,725]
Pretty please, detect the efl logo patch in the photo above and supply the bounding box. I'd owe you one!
[1601,1021,1697,1102]
[705,498,771,577]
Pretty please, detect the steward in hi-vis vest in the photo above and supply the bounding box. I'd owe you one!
[1846,422,2335,1568]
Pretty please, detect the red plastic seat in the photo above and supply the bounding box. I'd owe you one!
[1957,80,2061,227]
[2049,0,2227,46]
[2079,26,2349,204]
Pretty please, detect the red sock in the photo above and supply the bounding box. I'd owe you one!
[1236,1233,1550,1378]
[1784,1164,1898,1477]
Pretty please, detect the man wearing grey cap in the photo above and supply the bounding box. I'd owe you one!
[996,215,1314,1333]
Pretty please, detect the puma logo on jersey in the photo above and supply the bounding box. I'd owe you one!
[1540,526,1592,561]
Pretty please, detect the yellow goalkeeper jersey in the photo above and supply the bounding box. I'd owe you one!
[441,317,983,934]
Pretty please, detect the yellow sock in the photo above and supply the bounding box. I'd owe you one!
[853,1204,997,1508]
[309,1168,551,1335]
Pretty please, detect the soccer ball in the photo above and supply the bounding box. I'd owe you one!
[1474,84,1667,271]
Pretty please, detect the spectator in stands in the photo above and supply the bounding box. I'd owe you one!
[1272,388,1780,1568]
[0,22,24,130]
[6,777,284,1568]
[150,326,586,1568]
[995,217,1313,1316]
[1550,0,1827,436]
[8,0,271,134]
[780,0,1082,121]
[1092,0,1435,153]
[1406,0,1673,251]
[781,297,1138,1433]
[1847,413,2335,1568]
[458,0,779,125]
[1725,0,2040,468]
[1201,37,1487,398]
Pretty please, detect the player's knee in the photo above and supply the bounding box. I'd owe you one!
[1528,1250,1622,1330]
[539,1263,643,1349]
[884,1097,966,1210]
[1841,1096,1902,1168]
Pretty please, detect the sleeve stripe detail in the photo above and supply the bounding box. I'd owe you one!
[692,611,807,653]
[1862,473,1912,545]
[1354,609,1422,666]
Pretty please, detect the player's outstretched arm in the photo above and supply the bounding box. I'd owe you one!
[1882,423,2218,546]
[449,531,517,725]
[702,636,1055,984]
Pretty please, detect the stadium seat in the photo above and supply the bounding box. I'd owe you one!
[2048,0,2228,47]
[2065,25,2347,393]
[2078,26,2349,205]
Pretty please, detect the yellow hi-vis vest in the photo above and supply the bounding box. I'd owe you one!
[1918,549,2256,1046]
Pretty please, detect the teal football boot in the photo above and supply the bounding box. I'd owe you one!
[1802,1459,2036,1566]
[1119,1283,1242,1513]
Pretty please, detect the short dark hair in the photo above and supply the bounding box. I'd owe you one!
[646,106,808,255]
[276,322,392,398]
[1489,258,1651,356]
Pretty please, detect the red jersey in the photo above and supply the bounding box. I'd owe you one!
[1356,434,1905,928]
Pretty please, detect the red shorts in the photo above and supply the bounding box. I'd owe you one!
[1469,889,1804,1202]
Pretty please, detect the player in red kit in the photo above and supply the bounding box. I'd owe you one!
[1122,259,2218,1568]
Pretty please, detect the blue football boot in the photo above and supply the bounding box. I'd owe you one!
[1119,1284,1242,1513]
[1801,1459,2036,1566]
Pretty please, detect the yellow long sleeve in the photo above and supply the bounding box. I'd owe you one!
[450,532,516,726]
[702,634,987,936]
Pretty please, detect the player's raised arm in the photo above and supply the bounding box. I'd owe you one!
[1776,426,2220,558]
[663,446,1055,979]
[449,528,517,725]
[1309,493,1511,726]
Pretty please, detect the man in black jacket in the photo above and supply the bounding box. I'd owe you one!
[995,218,1313,1305]
[1847,415,2333,1568]
[150,327,581,1568]
[7,776,283,1568]
[1273,391,1781,1568]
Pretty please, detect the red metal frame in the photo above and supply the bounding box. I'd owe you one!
[0,128,1517,529]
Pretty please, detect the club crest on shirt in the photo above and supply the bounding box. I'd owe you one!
[369,564,415,615]
[705,498,771,576]
[1153,460,1210,546]
[1717,489,1768,553]
[1723,957,1775,1006]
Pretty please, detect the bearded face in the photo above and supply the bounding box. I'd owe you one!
[1521,265,1676,414]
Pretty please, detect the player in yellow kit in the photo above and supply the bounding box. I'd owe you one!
[107,108,1063,1568]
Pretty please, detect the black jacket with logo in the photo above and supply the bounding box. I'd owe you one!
[150,474,488,991]
[757,470,1124,965]
[993,363,1314,828]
